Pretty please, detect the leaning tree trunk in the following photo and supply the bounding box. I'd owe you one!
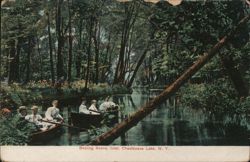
[127,45,149,88]
[89,14,250,145]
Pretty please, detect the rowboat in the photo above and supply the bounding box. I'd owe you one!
[29,120,63,144]
[70,112,103,129]
[71,108,119,129]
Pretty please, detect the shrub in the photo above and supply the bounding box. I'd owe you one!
[0,115,36,145]
[180,78,245,115]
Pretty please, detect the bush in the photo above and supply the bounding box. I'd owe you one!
[0,115,36,145]
[180,78,246,115]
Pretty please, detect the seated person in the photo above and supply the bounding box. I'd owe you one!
[18,106,28,119]
[0,108,11,118]
[79,97,90,114]
[99,96,116,111]
[25,106,44,130]
[45,100,63,121]
[88,100,100,115]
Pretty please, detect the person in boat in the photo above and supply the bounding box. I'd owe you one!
[88,100,100,115]
[99,96,117,112]
[0,108,12,118]
[25,106,44,130]
[45,100,63,121]
[79,97,90,114]
[17,106,28,119]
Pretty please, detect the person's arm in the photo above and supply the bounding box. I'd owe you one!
[57,114,63,120]
[88,105,93,111]
[79,105,84,113]
[56,108,63,120]
[38,115,43,121]
[45,108,53,120]
[94,105,99,111]
[25,115,30,122]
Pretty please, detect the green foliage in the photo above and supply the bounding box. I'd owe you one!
[0,115,36,145]
[238,97,250,114]
[180,79,249,115]
[1,80,131,107]
[144,0,249,86]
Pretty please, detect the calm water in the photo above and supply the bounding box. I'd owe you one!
[38,89,249,146]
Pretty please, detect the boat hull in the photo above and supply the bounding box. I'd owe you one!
[71,110,119,129]
[71,112,103,129]
[29,121,63,144]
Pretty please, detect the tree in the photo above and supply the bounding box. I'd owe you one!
[113,1,140,85]
[47,12,55,84]
[89,14,250,145]
[67,0,73,83]
[56,0,65,80]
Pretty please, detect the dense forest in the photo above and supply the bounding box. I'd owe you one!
[0,0,249,145]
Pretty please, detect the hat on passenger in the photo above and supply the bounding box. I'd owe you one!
[18,106,27,112]
[31,105,39,110]
[91,100,97,104]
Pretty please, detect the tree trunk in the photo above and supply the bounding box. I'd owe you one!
[127,46,149,88]
[89,14,250,145]
[56,0,64,80]
[36,37,43,80]
[47,12,55,84]
[76,19,83,78]
[93,21,100,85]
[25,37,32,83]
[15,38,21,82]
[113,2,138,85]
[101,32,111,81]
[84,18,93,89]
[220,53,249,98]
[7,40,16,84]
[0,0,1,87]
[67,0,73,83]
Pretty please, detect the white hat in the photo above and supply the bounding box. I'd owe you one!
[31,106,39,110]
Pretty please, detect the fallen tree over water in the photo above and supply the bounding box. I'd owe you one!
[89,14,250,145]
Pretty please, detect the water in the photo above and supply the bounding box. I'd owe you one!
[38,89,249,146]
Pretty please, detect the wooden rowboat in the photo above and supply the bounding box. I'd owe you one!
[71,108,119,129]
[29,120,63,144]
[70,112,103,129]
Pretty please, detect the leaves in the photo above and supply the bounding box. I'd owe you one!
[0,115,36,145]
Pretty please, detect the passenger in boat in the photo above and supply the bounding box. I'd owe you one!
[17,106,28,119]
[0,108,11,118]
[99,96,116,111]
[88,100,100,115]
[25,106,44,129]
[79,97,90,114]
[45,100,63,121]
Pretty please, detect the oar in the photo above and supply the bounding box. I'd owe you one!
[39,119,88,131]
[88,109,102,114]
[88,107,120,114]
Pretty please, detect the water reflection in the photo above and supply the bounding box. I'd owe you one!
[36,89,249,146]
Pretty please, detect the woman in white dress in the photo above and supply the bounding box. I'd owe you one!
[88,100,100,115]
